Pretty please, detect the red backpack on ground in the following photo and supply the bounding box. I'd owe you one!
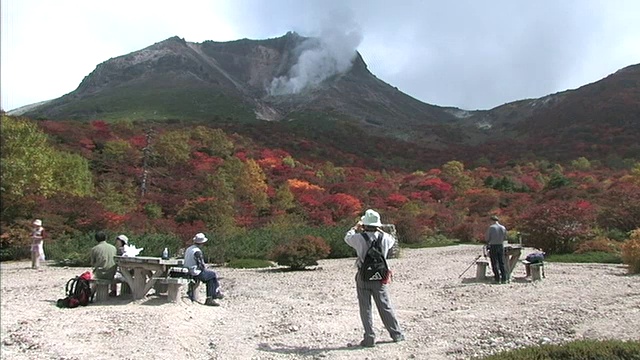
[57,271,94,308]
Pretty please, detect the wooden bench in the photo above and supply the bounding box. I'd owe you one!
[522,260,545,281]
[91,279,113,302]
[90,278,131,302]
[475,258,490,280]
[153,277,191,302]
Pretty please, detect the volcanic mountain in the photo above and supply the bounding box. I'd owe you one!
[14,33,640,165]
[18,33,465,143]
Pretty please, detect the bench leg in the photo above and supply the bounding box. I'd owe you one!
[167,283,183,303]
[188,280,201,302]
[94,283,110,302]
[120,282,131,297]
[531,264,543,281]
[475,263,488,280]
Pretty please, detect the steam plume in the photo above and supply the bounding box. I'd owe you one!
[268,11,362,96]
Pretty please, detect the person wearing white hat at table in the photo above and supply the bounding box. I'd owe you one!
[110,234,129,296]
[183,233,224,306]
[30,219,46,269]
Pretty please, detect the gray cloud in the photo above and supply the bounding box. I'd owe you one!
[222,0,639,110]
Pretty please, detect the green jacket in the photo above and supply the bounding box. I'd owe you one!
[91,241,117,280]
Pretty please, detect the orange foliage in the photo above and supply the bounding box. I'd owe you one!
[622,229,640,274]
[287,179,324,192]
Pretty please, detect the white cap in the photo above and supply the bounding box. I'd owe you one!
[116,234,129,244]
[33,219,42,226]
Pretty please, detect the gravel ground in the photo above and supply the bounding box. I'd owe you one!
[2,244,639,360]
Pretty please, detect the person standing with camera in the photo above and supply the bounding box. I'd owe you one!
[344,209,405,347]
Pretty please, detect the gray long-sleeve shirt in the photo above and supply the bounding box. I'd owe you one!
[485,222,507,245]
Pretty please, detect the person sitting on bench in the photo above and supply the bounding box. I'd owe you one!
[183,233,224,306]
[90,231,117,290]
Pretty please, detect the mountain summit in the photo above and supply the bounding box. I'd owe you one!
[20,33,459,141]
[15,34,640,163]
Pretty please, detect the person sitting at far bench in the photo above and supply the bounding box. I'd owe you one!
[184,233,224,306]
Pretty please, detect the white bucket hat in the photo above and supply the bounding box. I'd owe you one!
[361,209,382,227]
[193,233,208,244]
[33,219,42,226]
[116,234,129,244]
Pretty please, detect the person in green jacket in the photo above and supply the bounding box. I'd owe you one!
[90,231,117,280]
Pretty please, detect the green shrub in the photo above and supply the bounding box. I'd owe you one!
[220,222,352,261]
[55,251,91,267]
[270,235,331,270]
[546,251,622,264]
[480,339,640,360]
[132,233,183,259]
[48,232,96,267]
[400,234,459,249]
[227,258,275,269]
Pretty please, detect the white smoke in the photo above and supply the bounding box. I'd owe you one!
[268,11,363,96]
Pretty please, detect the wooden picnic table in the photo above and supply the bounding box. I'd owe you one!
[477,244,523,281]
[114,256,184,300]
[504,244,522,278]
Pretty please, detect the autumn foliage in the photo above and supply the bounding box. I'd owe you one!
[1,115,640,263]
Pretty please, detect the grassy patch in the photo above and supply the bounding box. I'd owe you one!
[400,235,460,249]
[545,251,622,264]
[226,258,275,269]
[480,339,640,360]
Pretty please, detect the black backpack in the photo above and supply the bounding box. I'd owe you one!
[360,232,389,281]
[57,273,94,308]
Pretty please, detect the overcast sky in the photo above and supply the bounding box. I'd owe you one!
[2,0,640,111]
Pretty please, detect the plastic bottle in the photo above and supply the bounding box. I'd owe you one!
[162,247,169,259]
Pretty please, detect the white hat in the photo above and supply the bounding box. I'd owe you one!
[116,234,129,244]
[193,233,208,244]
[33,219,42,226]
[361,209,382,227]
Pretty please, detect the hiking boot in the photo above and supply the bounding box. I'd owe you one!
[214,291,225,300]
[359,340,375,348]
[392,334,406,342]
[204,298,220,307]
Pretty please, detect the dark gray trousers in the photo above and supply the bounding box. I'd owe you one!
[489,244,507,282]
[355,272,403,342]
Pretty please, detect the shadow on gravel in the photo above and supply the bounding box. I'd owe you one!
[257,342,361,356]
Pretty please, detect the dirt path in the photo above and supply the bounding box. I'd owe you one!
[2,245,639,359]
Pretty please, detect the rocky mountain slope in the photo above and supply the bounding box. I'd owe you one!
[14,33,640,163]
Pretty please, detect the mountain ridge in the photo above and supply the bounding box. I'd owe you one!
[10,33,640,164]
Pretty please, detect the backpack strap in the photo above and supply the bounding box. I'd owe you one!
[66,277,77,296]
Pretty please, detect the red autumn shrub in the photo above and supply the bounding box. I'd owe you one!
[518,199,597,254]
[575,237,621,254]
[270,235,330,270]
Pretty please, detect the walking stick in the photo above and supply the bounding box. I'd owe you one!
[458,254,482,278]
